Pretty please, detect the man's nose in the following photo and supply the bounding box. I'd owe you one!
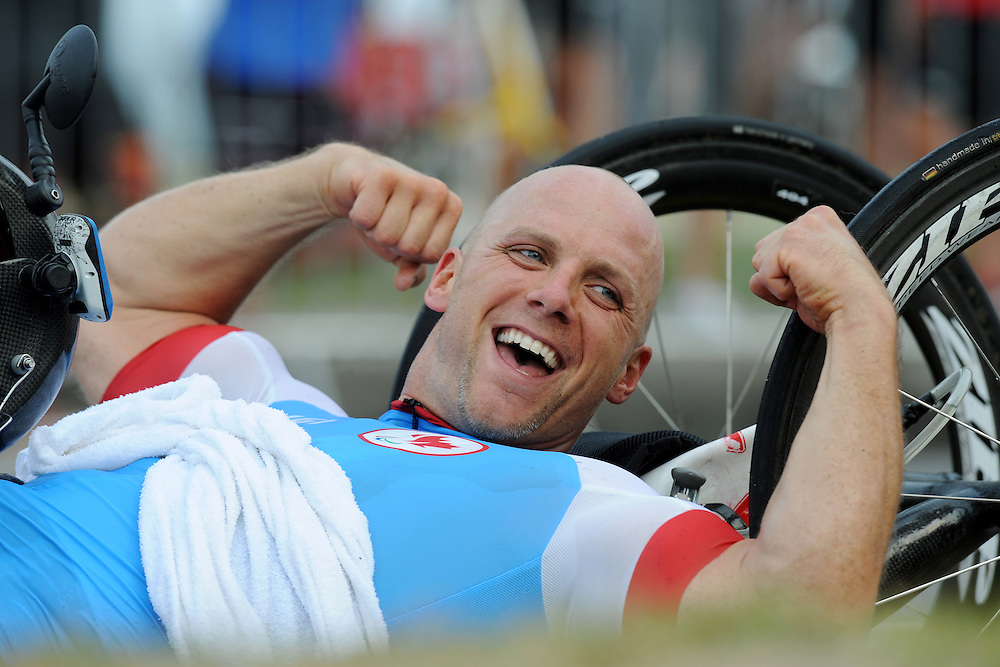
[526,270,575,323]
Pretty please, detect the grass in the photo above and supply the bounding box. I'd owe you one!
[12,607,1000,667]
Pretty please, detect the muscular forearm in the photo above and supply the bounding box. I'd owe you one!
[99,144,355,321]
[752,303,901,615]
[74,142,461,402]
[681,303,900,624]
[680,207,904,624]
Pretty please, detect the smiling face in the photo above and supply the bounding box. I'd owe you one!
[402,165,664,451]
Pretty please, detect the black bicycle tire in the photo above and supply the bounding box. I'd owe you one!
[754,119,1000,601]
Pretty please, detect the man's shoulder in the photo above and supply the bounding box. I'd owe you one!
[104,324,242,401]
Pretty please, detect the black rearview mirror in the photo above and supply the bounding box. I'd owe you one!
[42,24,98,130]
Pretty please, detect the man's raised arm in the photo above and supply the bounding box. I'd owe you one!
[679,206,903,624]
[74,144,462,402]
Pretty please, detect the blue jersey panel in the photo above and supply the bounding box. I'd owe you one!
[0,458,166,656]
[274,400,582,636]
[0,398,583,655]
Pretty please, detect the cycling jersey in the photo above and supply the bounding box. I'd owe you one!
[0,325,742,656]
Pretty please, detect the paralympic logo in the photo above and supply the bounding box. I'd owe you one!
[358,429,490,456]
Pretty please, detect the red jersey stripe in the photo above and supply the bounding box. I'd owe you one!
[624,509,743,617]
[102,324,241,402]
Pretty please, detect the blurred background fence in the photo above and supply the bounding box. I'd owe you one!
[1,0,998,457]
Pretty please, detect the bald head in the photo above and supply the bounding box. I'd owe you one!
[408,164,664,450]
[464,165,664,336]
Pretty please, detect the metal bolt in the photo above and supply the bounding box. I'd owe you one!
[11,354,35,376]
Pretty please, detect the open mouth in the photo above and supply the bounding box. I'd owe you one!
[495,327,561,377]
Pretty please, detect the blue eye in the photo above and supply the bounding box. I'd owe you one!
[516,248,544,262]
[590,284,622,307]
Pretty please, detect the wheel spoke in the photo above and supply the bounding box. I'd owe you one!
[726,209,734,438]
[636,381,681,431]
[876,552,1000,606]
[722,315,786,439]
[641,211,785,438]
[930,277,1000,385]
[899,387,1000,452]
[901,492,1000,504]
[650,312,683,430]
[978,606,1000,638]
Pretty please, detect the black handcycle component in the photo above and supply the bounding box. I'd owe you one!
[0,24,109,450]
[21,24,98,217]
[876,478,1000,621]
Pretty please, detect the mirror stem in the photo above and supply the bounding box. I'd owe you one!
[21,77,63,216]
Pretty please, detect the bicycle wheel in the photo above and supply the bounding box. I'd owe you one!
[754,118,1000,616]
[393,115,890,439]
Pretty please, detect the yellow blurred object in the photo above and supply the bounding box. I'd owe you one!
[473,0,564,160]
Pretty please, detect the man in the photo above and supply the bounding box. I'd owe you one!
[0,142,901,658]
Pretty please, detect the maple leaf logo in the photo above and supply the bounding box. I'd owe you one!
[409,434,460,450]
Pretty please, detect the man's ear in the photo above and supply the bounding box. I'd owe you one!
[424,247,462,313]
[606,343,653,404]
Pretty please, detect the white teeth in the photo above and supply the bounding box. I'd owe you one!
[496,328,560,370]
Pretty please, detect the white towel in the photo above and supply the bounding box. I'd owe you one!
[18,375,388,661]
